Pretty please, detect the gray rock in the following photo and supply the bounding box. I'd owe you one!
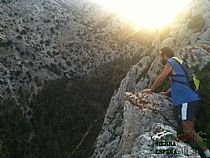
[161,37,175,48]
[92,91,202,158]
[197,28,210,44]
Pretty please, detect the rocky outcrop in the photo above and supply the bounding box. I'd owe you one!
[91,44,210,157]
[91,88,203,158]
[122,94,200,158]
[160,0,210,49]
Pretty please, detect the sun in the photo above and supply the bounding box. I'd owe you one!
[92,0,191,29]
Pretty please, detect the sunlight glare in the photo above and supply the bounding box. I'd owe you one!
[93,0,190,29]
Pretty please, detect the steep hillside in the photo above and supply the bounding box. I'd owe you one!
[0,0,151,104]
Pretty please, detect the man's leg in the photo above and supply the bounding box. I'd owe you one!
[182,119,207,151]
[180,101,210,157]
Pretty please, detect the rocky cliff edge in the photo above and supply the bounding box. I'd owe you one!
[91,45,210,157]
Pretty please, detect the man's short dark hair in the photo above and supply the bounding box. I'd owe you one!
[160,47,174,58]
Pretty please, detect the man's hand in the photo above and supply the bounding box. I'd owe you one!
[142,88,152,93]
[159,91,167,95]
[159,88,171,96]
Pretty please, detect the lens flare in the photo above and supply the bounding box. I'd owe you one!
[93,0,190,29]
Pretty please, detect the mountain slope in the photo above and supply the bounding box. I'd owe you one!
[0,0,150,104]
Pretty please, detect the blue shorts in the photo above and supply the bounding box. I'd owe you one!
[176,100,201,121]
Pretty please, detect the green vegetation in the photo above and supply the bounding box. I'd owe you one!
[0,0,13,4]
[0,40,13,48]
[0,55,141,158]
[0,100,33,158]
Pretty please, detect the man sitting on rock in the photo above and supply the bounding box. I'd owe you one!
[143,47,210,158]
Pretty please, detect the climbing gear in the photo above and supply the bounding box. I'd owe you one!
[171,57,200,91]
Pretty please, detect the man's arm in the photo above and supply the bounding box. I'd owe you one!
[143,63,173,93]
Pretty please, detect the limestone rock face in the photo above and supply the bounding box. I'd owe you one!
[160,0,210,49]
[91,91,202,158]
[122,93,175,155]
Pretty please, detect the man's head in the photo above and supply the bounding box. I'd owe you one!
[159,47,174,65]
